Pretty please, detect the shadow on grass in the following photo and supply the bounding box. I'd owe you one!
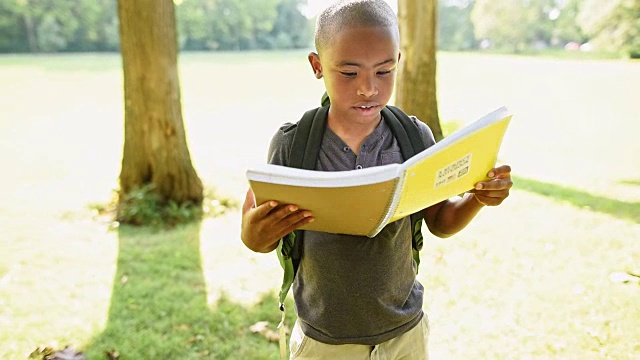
[514,176,640,224]
[84,222,293,359]
[619,178,640,186]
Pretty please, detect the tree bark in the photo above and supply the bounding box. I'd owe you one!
[117,0,203,206]
[21,0,38,53]
[396,0,443,141]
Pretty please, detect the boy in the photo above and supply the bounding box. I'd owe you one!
[241,0,512,358]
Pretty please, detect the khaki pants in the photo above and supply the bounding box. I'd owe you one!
[289,316,429,360]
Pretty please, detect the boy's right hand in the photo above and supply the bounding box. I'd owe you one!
[240,188,314,253]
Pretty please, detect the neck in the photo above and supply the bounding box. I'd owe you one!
[327,109,382,155]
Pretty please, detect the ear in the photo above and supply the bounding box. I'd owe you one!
[308,52,323,79]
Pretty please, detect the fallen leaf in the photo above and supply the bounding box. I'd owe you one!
[47,347,86,360]
[188,334,205,345]
[249,321,289,342]
[263,329,281,342]
[175,324,191,331]
[28,347,55,359]
[609,271,640,284]
[249,321,270,333]
[29,346,85,360]
[585,327,606,347]
[105,349,120,360]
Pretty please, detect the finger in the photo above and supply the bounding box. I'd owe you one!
[474,178,513,191]
[473,189,509,199]
[275,214,315,239]
[242,188,256,214]
[488,165,511,178]
[473,192,508,206]
[254,199,279,217]
[276,209,313,227]
[271,204,306,222]
[473,194,496,206]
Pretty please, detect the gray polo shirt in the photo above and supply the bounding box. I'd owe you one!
[268,112,436,345]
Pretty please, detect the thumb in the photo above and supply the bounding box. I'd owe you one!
[242,188,256,214]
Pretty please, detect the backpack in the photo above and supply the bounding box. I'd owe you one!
[276,101,428,312]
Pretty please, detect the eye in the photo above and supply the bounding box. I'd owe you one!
[377,70,393,76]
[340,72,357,77]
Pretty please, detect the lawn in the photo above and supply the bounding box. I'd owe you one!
[0,50,639,359]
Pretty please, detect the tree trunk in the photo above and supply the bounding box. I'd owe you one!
[117,0,203,206]
[21,0,38,53]
[396,0,443,141]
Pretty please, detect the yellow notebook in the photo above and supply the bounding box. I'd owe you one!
[247,106,512,237]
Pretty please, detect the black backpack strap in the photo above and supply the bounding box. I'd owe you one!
[384,105,426,159]
[277,105,330,310]
[289,105,329,170]
[381,105,428,272]
[288,105,329,274]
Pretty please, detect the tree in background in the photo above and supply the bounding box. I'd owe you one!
[1,0,36,52]
[438,0,477,51]
[208,0,280,50]
[471,0,556,52]
[67,0,119,52]
[549,0,587,47]
[176,0,311,51]
[468,0,639,53]
[268,0,314,49]
[117,0,203,221]
[0,0,635,56]
[396,0,444,141]
[0,0,310,53]
[578,0,640,58]
[0,0,118,53]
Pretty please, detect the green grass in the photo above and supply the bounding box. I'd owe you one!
[620,179,640,186]
[419,189,640,359]
[83,224,294,359]
[514,176,640,224]
[458,48,624,61]
[1,51,639,359]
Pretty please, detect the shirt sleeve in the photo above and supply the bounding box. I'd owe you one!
[409,116,437,149]
[267,123,296,166]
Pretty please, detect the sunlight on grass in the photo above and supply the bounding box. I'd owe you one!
[82,222,292,359]
[420,189,640,359]
[437,52,640,204]
[199,216,282,307]
[0,217,118,358]
[514,176,640,224]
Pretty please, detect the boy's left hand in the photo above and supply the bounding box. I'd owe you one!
[470,165,512,206]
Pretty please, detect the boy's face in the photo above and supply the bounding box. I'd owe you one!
[309,26,400,126]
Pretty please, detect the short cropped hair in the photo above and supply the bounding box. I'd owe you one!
[315,0,399,53]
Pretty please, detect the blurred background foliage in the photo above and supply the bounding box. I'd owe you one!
[0,0,637,57]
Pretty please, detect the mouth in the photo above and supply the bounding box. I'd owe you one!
[355,103,379,109]
[353,103,380,114]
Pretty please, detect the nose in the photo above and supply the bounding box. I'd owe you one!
[357,74,378,98]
